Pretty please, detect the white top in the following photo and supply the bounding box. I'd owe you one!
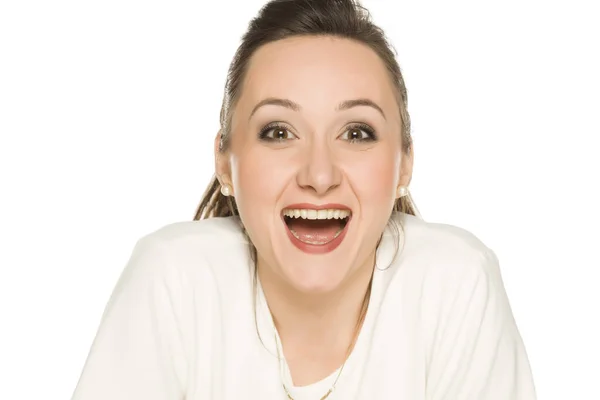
[72,212,537,399]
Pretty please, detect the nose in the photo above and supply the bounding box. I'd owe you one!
[296,141,342,195]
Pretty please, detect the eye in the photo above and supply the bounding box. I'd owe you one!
[339,123,377,143]
[258,123,297,142]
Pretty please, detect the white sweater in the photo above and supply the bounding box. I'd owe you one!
[72,212,537,399]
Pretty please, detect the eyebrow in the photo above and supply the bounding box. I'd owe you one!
[336,99,386,120]
[249,97,386,120]
[249,98,300,119]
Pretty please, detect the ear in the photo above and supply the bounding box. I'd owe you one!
[397,145,414,192]
[214,130,232,186]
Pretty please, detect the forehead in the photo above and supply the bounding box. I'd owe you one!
[238,36,398,117]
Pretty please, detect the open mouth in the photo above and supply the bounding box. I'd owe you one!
[282,208,351,246]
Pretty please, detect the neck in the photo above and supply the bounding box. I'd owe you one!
[257,252,375,353]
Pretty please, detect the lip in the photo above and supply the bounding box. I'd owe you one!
[280,203,352,254]
[281,203,352,212]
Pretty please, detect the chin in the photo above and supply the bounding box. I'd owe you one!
[279,258,351,294]
[272,211,359,294]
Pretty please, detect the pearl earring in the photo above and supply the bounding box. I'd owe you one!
[220,184,232,197]
[396,185,409,198]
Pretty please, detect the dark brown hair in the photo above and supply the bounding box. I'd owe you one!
[194,0,419,223]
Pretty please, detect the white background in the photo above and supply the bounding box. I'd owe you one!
[1,0,598,398]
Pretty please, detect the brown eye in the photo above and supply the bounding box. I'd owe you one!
[347,128,364,141]
[272,128,289,139]
[259,124,297,141]
[339,124,377,143]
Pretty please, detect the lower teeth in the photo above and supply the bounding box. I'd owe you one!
[289,227,344,245]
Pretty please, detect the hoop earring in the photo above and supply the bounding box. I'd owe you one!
[396,185,409,198]
[220,184,232,197]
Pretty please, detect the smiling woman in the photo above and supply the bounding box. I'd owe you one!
[72,1,537,399]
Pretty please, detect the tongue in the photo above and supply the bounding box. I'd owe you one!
[287,218,343,244]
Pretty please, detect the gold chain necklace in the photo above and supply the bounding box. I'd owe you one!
[274,331,349,400]
[273,278,373,400]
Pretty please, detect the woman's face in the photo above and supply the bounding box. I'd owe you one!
[218,36,412,293]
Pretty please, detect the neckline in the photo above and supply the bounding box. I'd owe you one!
[256,227,403,399]
[256,234,396,394]
[260,278,379,394]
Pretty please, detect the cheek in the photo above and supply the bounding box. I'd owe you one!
[344,149,399,208]
[230,148,293,218]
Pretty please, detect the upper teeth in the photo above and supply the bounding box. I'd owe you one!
[283,209,351,220]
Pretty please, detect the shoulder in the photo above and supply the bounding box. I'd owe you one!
[141,216,248,252]
[146,216,247,244]
[380,213,507,330]
[392,212,491,256]
[383,212,499,283]
[130,216,251,279]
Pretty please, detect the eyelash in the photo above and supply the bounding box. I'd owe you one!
[343,123,377,143]
[258,122,295,142]
[258,122,377,143]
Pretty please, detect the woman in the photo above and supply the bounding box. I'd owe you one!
[73,0,536,399]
